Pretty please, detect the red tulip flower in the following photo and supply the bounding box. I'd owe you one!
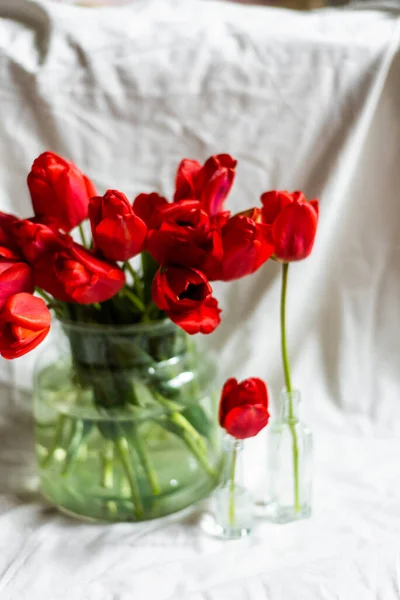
[145,200,226,276]
[89,190,147,261]
[261,190,319,262]
[34,242,126,304]
[217,208,274,281]
[174,154,237,217]
[27,152,97,232]
[12,219,70,265]
[219,377,270,439]
[0,212,23,260]
[0,293,51,359]
[152,265,221,334]
[0,261,34,310]
[133,193,169,229]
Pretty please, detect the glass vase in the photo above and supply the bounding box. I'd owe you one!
[260,390,312,523]
[34,319,221,522]
[212,435,253,539]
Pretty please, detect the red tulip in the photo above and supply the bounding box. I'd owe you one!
[0,212,23,260]
[217,208,274,281]
[0,293,51,359]
[89,190,147,261]
[261,190,319,262]
[152,265,221,334]
[34,242,126,304]
[174,154,237,217]
[145,200,226,277]
[12,219,70,265]
[0,261,34,310]
[10,219,124,304]
[27,151,97,232]
[219,378,270,439]
[133,193,169,229]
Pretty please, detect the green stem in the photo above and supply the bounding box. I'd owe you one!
[152,391,209,456]
[124,262,144,301]
[61,420,93,477]
[131,432,161,495]
[122,288,146,312]
[40,414,67,469]
[281,263,292,394]
[280,263,300,513]
[78,223,88,248]
[229,442,238,528]
[35,288,64,317]
[36,288,53,305]
[180,428,217,479]
[101,440,114,489]
[114,436,144,519]
[151,389,216,477]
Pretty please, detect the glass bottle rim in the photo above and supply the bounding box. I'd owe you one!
[280,388,301,400]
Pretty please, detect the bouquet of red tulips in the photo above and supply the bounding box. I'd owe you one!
[0,150,318,359]
[0,150,318,521]
[0,151,278,358]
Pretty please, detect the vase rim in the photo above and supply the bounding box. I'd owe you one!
[56,316,178,335]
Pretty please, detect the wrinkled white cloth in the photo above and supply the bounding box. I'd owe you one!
[1,0,400,598]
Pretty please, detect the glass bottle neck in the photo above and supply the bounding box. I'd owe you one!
[221,435,244,485]
[280,389,301,421]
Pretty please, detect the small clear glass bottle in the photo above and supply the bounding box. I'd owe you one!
[213,435,253,539]
[260,390,312,523]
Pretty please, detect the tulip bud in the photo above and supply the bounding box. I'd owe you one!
[219,378,270,439]
[28,151,97,232]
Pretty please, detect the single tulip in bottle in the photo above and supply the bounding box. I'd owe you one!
[258,189,318,523]
[212,378,269,539]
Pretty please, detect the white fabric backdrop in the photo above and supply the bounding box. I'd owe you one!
[1,0,400,598]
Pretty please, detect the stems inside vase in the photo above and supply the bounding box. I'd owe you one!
[280,262,300,513]
[101,440,115,489]
[115,436,144,519]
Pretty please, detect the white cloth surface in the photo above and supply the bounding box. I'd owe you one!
[1,0,400,597]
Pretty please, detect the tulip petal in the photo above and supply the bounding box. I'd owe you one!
[0,326,50,359]
[3,293,51,331]
[133,193,169,229]
[169,296,221,335]
[223,404,270,439]
[273,202,318,262]
[174,159,202,203]
[0,263,34,310]
[219,377,238,426]
[219,215,274,281]
[94,214,147,261]
[309,199,320,218]
[67,246,126,304]
[260,190,293,225]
